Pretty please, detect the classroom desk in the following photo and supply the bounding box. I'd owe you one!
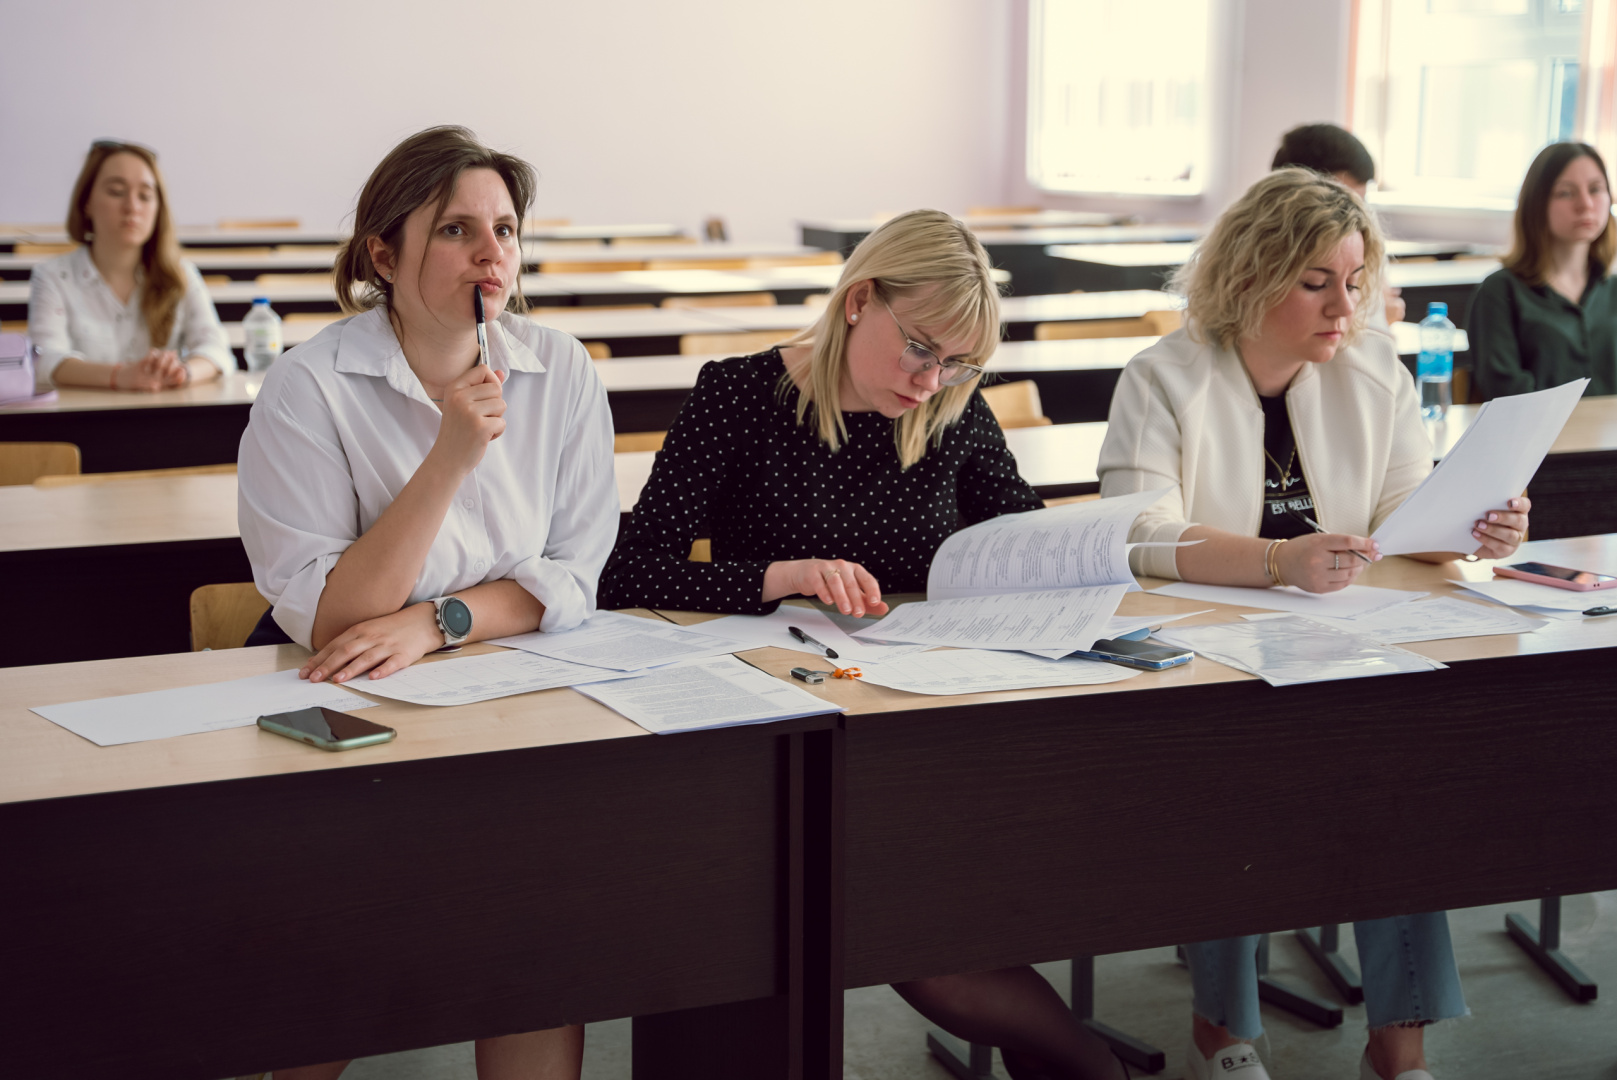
[797,212,1131,255]
[1387,259,1501,326]
[1045,243,1501,295]
[0,372,262,472]
[0,223,685,254]
[0,635,841,1080]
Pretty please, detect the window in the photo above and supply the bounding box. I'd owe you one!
[1352,0,1617,208]
[1027,0,1214,197]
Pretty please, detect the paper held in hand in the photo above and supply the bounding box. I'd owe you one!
[1372,378,1588,555]
[861,487,1187,651]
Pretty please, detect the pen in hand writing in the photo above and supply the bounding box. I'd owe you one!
[788,626,838,659]
[1287,507,1373,564]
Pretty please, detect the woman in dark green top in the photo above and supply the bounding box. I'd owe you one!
[1470,141,1617,400]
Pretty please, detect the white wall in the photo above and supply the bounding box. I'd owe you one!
[0,0,1011,243]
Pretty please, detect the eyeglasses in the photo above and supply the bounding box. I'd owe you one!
[881,301,985,386]
[91,139,156,159]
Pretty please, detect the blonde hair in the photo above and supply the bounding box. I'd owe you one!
[780,209,1000,469]
[66,143,187,348]
[1172,167,1385,349]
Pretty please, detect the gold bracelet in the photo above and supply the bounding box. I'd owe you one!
[1266,538,1289,587]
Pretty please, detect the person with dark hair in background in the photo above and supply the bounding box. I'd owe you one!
[1272,123,1406,326]
[1469,140,1617,400]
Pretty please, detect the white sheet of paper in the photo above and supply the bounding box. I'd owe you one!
[859,584,1130,651]
[855,649,1141,695]
[1454,577,1606,612]
[1149,581,1425,618]
[926,487,1173,598]
[31,669,380,747]
[1022,610,1214,659]
[1153,617,1446,686]
[355,650,625,707]
[1372,378,1588,555]
[488,610,739,671]
[696,606,932,663]
[1239,595,1545,643]
[574,655,844,733]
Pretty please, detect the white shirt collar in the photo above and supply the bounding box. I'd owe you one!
[333,307,547,408]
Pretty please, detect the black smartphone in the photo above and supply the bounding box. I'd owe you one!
[1071,637,1194,671]
[258,707,396,751]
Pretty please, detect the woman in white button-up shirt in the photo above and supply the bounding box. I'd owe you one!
[27,141,231,391]
[238,128,612,1080]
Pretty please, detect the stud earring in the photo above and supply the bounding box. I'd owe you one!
[386,274,394,282]
[850,313,858,323]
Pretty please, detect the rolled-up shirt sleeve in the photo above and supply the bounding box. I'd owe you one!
[176,262,233,373]
[514,342,618,632]
[1098,359,1192,579]
[237,387,361,648]
[26,265,81,389]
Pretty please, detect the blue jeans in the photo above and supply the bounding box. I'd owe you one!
[1184,912,1468,1038]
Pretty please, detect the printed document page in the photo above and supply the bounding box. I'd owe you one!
[697,605,933,663]
[1154,616,1446,686]
[927,487,1174,598]
[1149,581,1425,619]
[355,650,625,707]
[1455,577,1605,613]
[574,655,844,733]
[1022,609,1212,659]
[32,669,380,747]
[1373,378,1588,555]
[489,610,739,671]
[859,584,1130,652]
[855,648,1140,695]
[1242,595,1545,643]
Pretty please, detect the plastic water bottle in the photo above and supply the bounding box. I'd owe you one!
[242,298,283,372]
[1417,301,1454,421]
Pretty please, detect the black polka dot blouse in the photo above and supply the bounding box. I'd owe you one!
[598,349,1043,615]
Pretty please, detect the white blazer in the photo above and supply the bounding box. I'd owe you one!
[237,307,617,648]
[26,246,233,387]
[1097,326,1433,580]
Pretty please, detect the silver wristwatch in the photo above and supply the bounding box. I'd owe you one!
[431,595,473,648]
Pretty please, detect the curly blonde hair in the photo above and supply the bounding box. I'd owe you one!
[780,209,1001,469]
[1172,167,1385,349]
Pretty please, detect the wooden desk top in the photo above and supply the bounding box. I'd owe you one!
[1002,422,1105,487]
[971,224,1204,247]
[1429,393,1617,458]
[1046,240,1496,268]
[530,306,737,338]
[800,212,1129,233]
[1386,259,1501,288]
[0,472,240,551]
[0,372,263,415]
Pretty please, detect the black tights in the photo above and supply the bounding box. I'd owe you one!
[892,966,1126,1080]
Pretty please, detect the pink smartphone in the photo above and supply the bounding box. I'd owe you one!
[1494,561,1617,592]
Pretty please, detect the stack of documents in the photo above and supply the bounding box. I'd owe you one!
[1153,616,1446,686]
[861,487,1186,653]
[489,610,739,670]
[352,650,627,707]
[854,649,1140,695]
[695,606,933,663]
[574,655,844,733]
[1149,581,1426,618]
[1240,595,1544,643]
[1454,578,1609,620]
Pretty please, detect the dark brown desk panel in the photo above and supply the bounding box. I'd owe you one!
[0,720,838,1080]
[839,650,1617,989]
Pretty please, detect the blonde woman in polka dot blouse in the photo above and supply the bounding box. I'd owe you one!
[600,210,1128,1079]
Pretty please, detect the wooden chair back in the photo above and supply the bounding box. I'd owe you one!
[1,320,28,334]
[190,583,271,651]
[615,432,667,453]
[746,252,843,269]
[201,275,231,286]
[538,260,647,273]
[680,330,798,356]
[0,442,81,486]
[182,247,276,257]
[646,257,751,271]
[14,242,76,256]
[1033,309,1181,341]
[583,341,611,359]
[255,272,333,288]
[627,236,697,246]
[689,539,712,562]
[34,463,236,488]
[979,380,1053,429]
[218,218,300,230]
[662,292,776,309]
[704,217,729,242]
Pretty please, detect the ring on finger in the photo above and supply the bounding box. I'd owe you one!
[1333,554,1340,571]
[823,567,840,579]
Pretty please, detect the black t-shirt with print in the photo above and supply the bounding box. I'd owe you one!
[1258,393,1314,541]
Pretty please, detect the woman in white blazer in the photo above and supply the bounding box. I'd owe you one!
[1099,170,1530,1080]
[238,126,615,1080]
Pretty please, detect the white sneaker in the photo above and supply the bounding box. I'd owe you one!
[1358,1049,1434,1080]
[1185,1038,1271,1079]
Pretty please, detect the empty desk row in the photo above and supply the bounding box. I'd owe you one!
[0,221,686,253]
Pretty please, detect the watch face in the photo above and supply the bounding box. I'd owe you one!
[441,597,473,638]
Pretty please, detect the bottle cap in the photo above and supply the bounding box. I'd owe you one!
[1427,301,1448,317]
[253,297,269,305]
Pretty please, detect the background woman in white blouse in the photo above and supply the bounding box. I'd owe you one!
[1098,170,1530,1080]
[238,126,615,1080]
[27,140,231,391]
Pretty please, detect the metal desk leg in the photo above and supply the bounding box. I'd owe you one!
[1505,896,1598,1003]
[1295,925,1364,1005]
[1072,955,1167,1074]
[925,1031,996,1080]
[1254,934,1344,1029]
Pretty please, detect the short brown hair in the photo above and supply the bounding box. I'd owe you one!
[1503,141,1616,286]
[335,126,537,315]
[66,143,187,348]
[1172,168,1385,349]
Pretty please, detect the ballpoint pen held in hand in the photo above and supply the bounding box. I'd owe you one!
[472,282,489,366]
[1287,507,1373,564]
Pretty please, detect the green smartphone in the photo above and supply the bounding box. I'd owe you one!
[257,706,396,752]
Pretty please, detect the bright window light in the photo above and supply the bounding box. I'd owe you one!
[1027,0,1213,197]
